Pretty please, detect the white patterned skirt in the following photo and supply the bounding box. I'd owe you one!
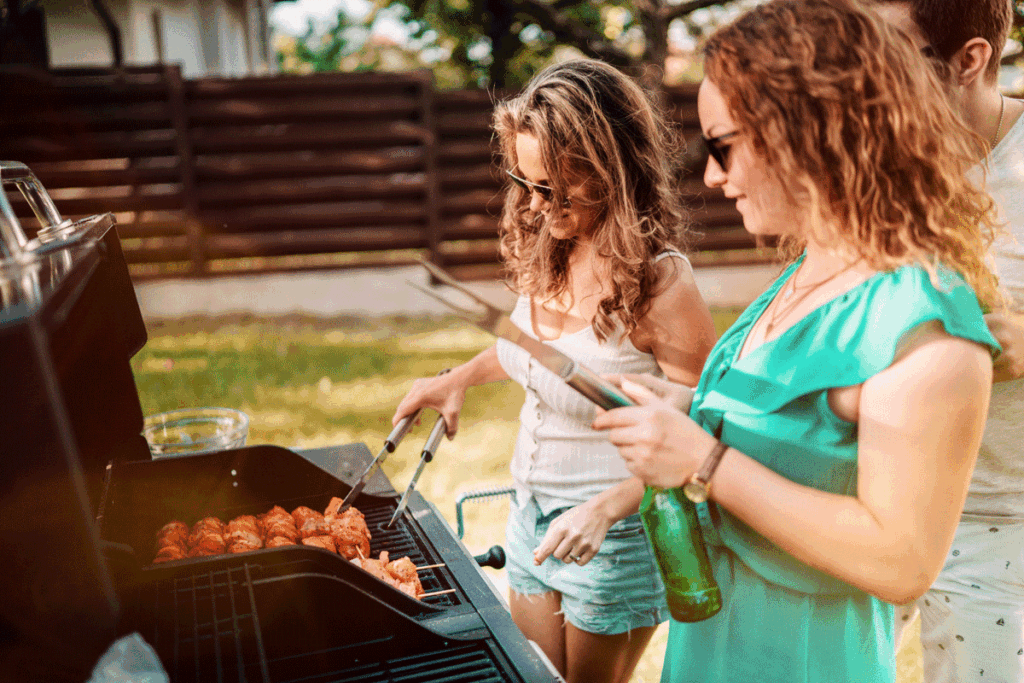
[896,512,1024,683]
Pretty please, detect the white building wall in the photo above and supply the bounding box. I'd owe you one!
[44,0,130,68]
[220,0,251,77]
[42,0,271,77]
[128,0,207,76]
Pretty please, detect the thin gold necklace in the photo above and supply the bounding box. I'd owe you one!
[763,261,857,338]
[993,94,1006,149]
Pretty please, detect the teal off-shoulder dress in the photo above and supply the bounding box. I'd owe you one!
[661,257,999,683]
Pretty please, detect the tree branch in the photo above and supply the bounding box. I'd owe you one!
[504,0,633,65]
[660,0,733,24]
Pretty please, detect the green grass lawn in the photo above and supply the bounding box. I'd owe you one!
[131,310,920,683]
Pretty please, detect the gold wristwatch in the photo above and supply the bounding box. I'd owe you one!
[682,440,729,503]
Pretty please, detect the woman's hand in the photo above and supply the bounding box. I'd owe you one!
[604,373,696,413]
[532,478,647,567]
[391,345,509,438]
[532,499,616,567]
[392,371,467,438]
[592,380,716,489]
[986,311,1024,382]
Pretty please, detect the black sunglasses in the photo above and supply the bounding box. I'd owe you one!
[505,170,572,208]
[702,131,738,170]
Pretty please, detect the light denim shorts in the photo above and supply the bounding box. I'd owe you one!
[505,496,669,635]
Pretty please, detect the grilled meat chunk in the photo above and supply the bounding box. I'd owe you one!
[188,532,226,556]
[301,535,336,552]
[153,503,376,564]
[292,506,330,539]
[265,536,297,548]
[153,545,187,563]
[349,551,424,600]
[156,521,189,549]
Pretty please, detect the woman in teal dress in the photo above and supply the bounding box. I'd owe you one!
[593,0,1006,681]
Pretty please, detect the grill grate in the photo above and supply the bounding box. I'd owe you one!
[134,564,271,683]
[362,502,460,608]
[276,645,509,683]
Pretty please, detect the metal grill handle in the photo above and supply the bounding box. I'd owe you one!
[0,161,71,260]
[1,161,66,228]
[0,169,28,261]
[455,485,515,539]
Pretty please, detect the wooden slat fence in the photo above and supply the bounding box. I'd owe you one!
[0,66,193,274]
[185,71,437,273]
[0,65,749,280]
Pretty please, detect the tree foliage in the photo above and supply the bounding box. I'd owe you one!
[392,0,753,90]
[274,0,1024,93]
[275,0,756,90]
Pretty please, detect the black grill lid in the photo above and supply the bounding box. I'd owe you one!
[0,220,144,680]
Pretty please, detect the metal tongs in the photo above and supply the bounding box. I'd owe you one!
[410,260,635,410]
[339,369,450,512]
[386,413,447,528]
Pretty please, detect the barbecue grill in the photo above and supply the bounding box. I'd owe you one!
[0,161,562,683]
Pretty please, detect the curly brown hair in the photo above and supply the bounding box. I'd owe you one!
[493,58,693,343]
[704,0,1003,310]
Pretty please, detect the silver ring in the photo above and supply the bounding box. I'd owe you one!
[569,554,580,562]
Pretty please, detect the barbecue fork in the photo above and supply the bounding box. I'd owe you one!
[410,260,635,411]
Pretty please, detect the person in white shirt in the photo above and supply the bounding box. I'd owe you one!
[872,1,1024,681]
[391,59,717,683]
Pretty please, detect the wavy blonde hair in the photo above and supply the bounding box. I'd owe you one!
[704,0,1003,310]
[493,59,693,342]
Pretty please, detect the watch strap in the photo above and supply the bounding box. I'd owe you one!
[695,439,729,485]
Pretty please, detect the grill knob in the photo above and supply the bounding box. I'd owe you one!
[473,545,506,569]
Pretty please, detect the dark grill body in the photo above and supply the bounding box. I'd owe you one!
[0,213,561,683]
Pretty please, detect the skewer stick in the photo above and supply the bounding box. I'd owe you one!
[416,563,445,571]
[420,588,457,599]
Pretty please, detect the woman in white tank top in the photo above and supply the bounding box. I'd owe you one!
[392,59,717,683]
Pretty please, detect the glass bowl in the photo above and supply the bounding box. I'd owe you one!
[142,407,249,457]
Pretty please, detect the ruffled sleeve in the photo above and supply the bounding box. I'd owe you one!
[688,264,999,596]
[694,265,998,433]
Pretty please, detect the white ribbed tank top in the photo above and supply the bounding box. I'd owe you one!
[495,252,690,514]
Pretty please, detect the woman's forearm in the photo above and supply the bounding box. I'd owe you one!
[591,477,646,523]
[602,335,991,604]
[392,343,510,435]
[709,447,931,604]
[452,344,511,387]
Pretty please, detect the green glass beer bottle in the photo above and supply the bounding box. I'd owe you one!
[639,485,722,622]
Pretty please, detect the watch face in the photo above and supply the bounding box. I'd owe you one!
[683,480,709,504]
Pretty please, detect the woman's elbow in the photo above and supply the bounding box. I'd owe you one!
[883,578,931,606]
[869,553,938,605]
